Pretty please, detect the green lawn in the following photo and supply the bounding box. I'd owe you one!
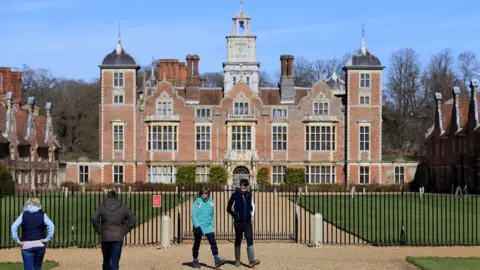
[0,260,58,269]
[0,192,183,248]
[406,257,480,270]
[297,193,480,245]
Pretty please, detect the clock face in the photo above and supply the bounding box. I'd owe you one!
[236,43,247,56]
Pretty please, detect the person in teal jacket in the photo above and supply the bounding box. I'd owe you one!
[191,187,225,268]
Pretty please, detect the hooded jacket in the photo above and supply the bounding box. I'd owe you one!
[11,205,55,244]
[191,196,215,234]
[91,196,136,242]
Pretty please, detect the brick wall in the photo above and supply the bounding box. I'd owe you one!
[62,65,419,186]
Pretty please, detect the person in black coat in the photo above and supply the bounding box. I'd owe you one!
[91,190,136,270]
[227,179,260,268]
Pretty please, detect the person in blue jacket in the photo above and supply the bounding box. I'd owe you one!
[11,197,55,270]
[191,187,225,268]
[227,179,260,268]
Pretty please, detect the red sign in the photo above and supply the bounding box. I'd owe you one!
[152,195,162,208]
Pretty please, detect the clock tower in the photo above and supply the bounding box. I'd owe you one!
[223,1,259,93]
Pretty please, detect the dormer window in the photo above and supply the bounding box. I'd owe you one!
[360,73,370,88]
[114,72,124,87]
[313,102,328,115]
[234,101,249,115]
[157,101,173,115]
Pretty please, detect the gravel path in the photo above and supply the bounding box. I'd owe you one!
[126,191,361,245]
[1,244,479,269]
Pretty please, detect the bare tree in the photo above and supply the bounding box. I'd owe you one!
[21,65,58,106]
[259,71,275,87]
[293,57,316,87]
[293,53,351,86]
[202,72,224,88]
[457,52,480,85]
[386,48,424,117]
[421,49,458,101]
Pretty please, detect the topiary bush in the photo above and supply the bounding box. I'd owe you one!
[285,168,306,186]
[0,164,15,195]
[176,165,196,186]
[209,166,228,186]
[256,168,269,187]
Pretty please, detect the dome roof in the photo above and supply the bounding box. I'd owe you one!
[345,43,383,69]
[100,42,139,69]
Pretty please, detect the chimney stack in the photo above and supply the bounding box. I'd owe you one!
[452,86,461,126]
[193,55,200,76]
[434,92,444,130]
[157,61,167,80]
[5,92,13,134]
[178,62,186,86]
[45,102,53,141]
[470,79,480,124]
[173,60,179,82]
[279,55,295,104]
[280,55,288,77]
[26,96,35,139]
[186,55,193,78]
[287,55,294,77]
[167,60,173,81]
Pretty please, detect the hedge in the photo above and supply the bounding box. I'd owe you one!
[256,168,269,186]
[0,164,15,195]
[285,168,306,186]
[209,166,227,185]
[176,165,196,186]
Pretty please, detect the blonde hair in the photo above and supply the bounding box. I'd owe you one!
[24,198,42,209]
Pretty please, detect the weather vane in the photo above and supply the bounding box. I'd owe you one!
[116,20,121,43]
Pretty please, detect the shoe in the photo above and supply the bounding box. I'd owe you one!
[214,257,225,268]
[192,258,201,268]
[235,260,241,267]
[248,260,260,268]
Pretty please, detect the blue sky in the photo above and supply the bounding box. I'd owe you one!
[1,0,479,81]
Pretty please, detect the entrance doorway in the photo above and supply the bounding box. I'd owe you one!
[233,166,250,189]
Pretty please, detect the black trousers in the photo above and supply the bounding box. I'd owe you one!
[234,221,253,246]
[192,229,218,259]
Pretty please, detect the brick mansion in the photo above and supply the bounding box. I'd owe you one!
[59,5,418,187]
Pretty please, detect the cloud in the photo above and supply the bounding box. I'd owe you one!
[0,0,77,14]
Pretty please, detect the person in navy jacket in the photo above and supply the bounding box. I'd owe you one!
[11,197,55,270]
[227,179,260,268]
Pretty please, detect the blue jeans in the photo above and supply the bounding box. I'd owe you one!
[101,241,123,270]
[21,246,46,270]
